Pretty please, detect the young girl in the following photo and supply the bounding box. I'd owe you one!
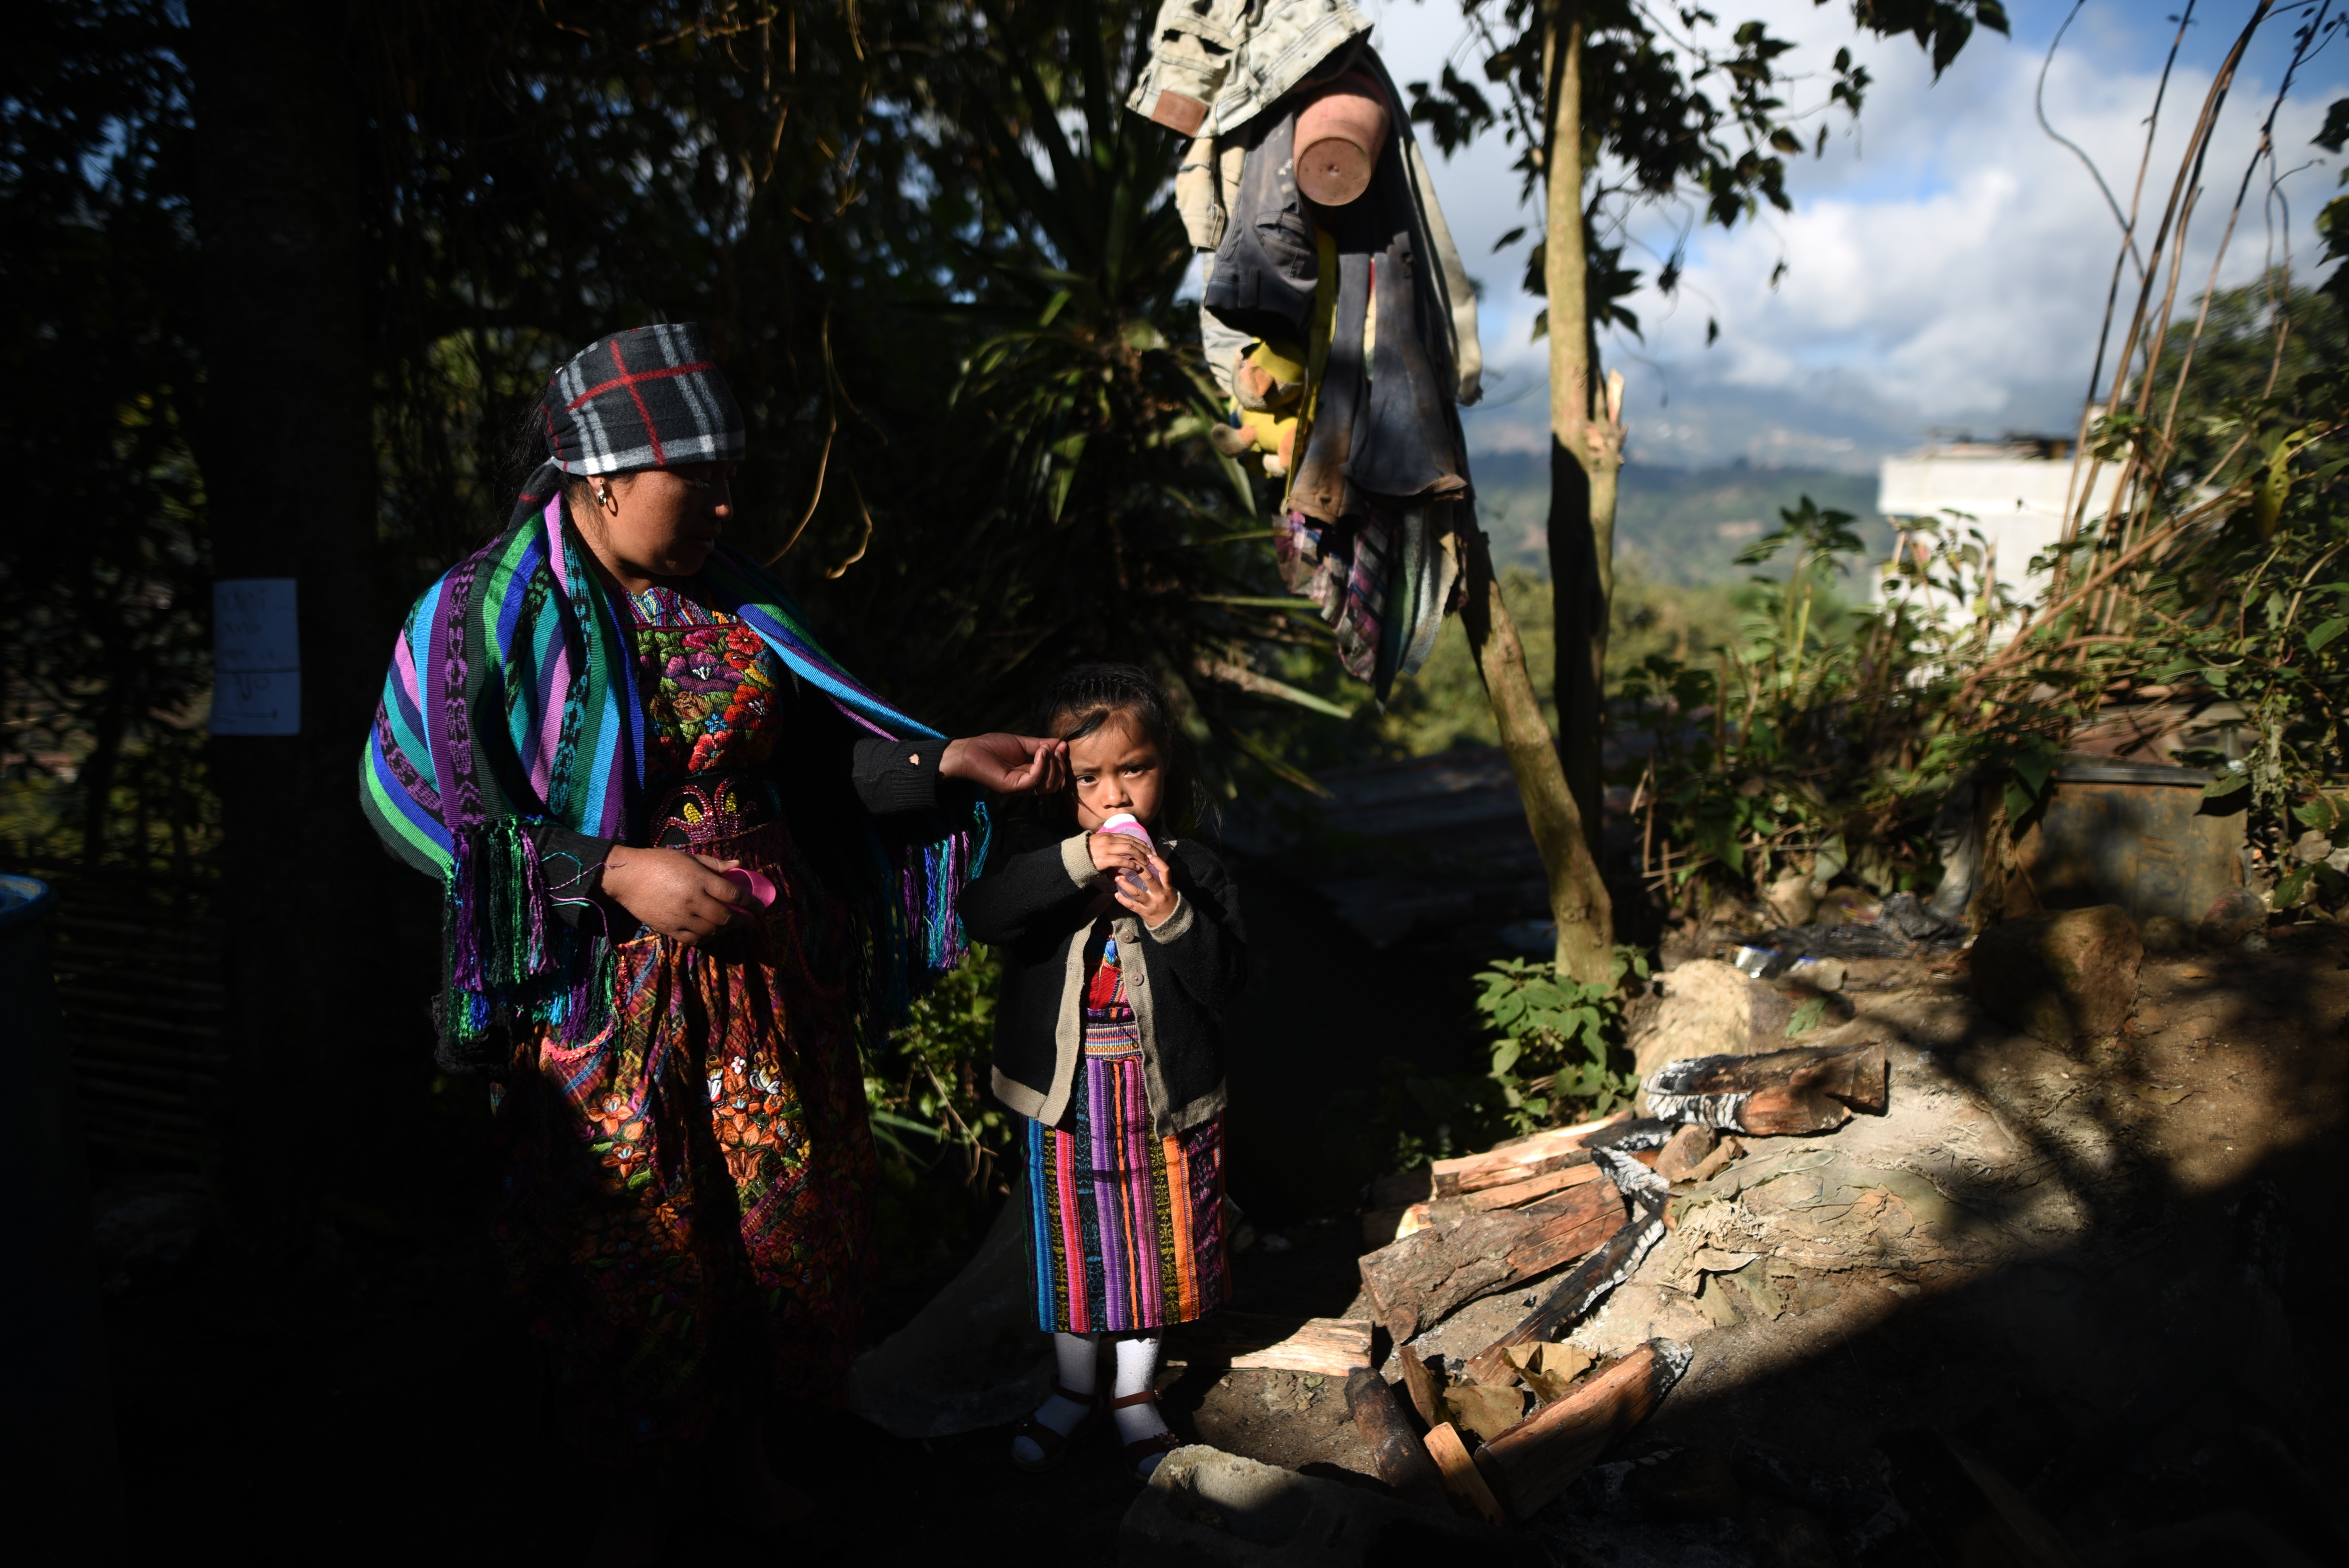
[961,664,1247,1480]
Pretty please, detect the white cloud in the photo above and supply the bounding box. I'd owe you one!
[1360,0,2347,469]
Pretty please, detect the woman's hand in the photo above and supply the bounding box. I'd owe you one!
[1111,851,1180,928]
[601,845,757,945]
[940,733,1068,795]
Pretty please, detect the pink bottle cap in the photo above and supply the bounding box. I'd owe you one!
[1097,812,1155,852]
[720,867,776,908]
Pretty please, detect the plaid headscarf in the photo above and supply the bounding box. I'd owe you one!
[511,323,745,526]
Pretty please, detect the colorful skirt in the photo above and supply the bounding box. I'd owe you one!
[490,814,877,1447]
[1023,1054,1229,1335]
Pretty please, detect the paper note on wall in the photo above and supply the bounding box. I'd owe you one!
[211,578,301,736]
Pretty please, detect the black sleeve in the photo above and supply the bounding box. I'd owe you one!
[962,828,1100,947]
[522,820,615,930]
[849,736,944,816]
[782,669,945,819]
[1144,847,1248,1010]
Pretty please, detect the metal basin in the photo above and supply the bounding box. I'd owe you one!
[2012,756,2244,927]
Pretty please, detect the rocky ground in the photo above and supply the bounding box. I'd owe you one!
[95,916,2349,1564]
[1163,925,2349,1565]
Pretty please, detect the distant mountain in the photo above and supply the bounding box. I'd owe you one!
[1469,453,1891,585]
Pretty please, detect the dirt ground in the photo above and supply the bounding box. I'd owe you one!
[98,921,2349,1564]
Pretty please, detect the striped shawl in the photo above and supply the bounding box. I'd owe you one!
[361,500,983,1056]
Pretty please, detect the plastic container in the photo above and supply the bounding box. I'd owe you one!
[1096,812,1156,853]
[720,867,776,908]
[1293,75,1390,206]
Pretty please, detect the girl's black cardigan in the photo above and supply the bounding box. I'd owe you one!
[961,818,1246,1136]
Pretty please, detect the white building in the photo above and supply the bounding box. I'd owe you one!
[1877,435,2126,611]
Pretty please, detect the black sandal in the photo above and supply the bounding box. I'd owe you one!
[1110,1389,1184,1480]
[1009,1382,1103,1474]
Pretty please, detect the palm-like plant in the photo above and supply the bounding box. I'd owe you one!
[915,0,1353,791]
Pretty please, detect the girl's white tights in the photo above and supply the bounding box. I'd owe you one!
[1011,1330,1172,1473]
[1012,1332,1101,1466]
[1110,1332,1172,1474]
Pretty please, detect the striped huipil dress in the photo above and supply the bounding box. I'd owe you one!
[1024,928,1229,1333]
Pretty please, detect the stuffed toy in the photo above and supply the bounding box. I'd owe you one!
[1207,337,1309,477]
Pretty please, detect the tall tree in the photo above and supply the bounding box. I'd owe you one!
[189,0,394,1235]
[1,1,212,871]
[1410,0,2007,975]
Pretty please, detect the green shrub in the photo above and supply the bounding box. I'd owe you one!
[1473,948,1650,1133]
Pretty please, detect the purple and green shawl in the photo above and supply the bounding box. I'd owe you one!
[360,500,984,1053]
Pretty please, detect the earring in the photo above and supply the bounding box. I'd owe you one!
[594,485,613,510]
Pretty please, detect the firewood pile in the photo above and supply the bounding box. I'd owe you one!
[1342,1038,1889,1525]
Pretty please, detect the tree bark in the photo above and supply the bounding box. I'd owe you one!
[190,0,394,1240]
[1542,3,1625,909]
[1344,1370,1451,1511]
[1472,1339,1684,1520]
[1356,1168,1624,1343]
[1459,524,1615,982]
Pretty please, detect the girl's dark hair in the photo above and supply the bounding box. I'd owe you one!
[1029,663,1203,833]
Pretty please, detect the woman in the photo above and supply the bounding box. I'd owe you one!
[361,324,1064,1552]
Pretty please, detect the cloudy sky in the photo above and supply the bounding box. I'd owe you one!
[1349,0,2347,471]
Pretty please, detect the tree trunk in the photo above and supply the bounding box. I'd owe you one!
[1458,526,1613,982]
[190,0,394,1241]
[1542,3,1625,907]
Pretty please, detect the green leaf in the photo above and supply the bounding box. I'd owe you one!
[1785,997,1828,1037]
[2203,770,2251,799]
[2308,617,2348,652]
[2256,438,2294,537]
[1492,1039,1522,1074]
[869,1109,945,1138]
[2276,865,2315,908]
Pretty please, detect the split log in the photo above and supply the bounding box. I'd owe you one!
[1358,1174,1625,1343]
[1167,1313,1372,1377]
[1396,1344,1443,1429]
[1462,1151,1671,1386]
[1225,1318,1372,1377]
[1684,1135,1744,1186]
[1459,1160,1607,1211]
[1425,1421,1509,1525]
[1343,1369,1449,1511]
[1472,1340,1691,1521]
[1429,1112,1631,1197]
[1437,1145,1594,1198]
[1644,1041,1889,1135]
[1653,1124,1719,1182]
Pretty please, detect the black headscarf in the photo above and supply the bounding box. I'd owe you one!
[511,323,746,526]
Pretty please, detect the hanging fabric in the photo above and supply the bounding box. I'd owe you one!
[1127,0,1372,139]
[1142,30,1484,703]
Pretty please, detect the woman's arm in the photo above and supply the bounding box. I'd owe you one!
[845,732,1067,817]
[519,823,756,946]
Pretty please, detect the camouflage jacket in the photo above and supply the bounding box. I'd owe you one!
[1126,0,1371,138]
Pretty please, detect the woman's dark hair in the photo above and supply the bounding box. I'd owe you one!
[1028,663,1203,833]
[504,386,556,498]
[503,386,604,536]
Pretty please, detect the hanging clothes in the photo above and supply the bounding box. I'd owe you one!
[1128,0,1372,139]
[1178,46,1482,408]
[1174,43,1477,702]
